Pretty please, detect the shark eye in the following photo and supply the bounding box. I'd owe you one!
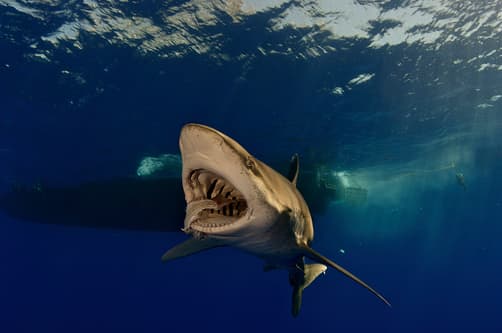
[245,156,255,170]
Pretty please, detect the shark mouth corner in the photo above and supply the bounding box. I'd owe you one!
[183,169,248,236]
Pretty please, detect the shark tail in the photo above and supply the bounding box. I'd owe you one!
[301,246,391,307]
[292,263,327,317]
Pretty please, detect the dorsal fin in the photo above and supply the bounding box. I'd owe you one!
[288,153,300,186]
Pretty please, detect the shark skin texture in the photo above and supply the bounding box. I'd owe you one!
[162,123,390,317]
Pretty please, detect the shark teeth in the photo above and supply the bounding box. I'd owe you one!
[189,216,237,234]
[184,199,217,230]
[184,169,249,235]
[189,169,246,204]
[192,221,233,228]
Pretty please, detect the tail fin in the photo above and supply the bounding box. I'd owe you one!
[292,263,327,317]
[302,246,391,307]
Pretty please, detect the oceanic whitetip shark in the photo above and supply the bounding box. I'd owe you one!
[162,123,390,316]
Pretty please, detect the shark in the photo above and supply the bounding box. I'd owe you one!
[162,123,390,316]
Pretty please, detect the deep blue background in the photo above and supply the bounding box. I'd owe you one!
[1,1,502,332]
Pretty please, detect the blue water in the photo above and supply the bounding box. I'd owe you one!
[1,1,502,332]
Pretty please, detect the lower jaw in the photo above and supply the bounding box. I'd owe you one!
[188,221,241,237]
[190,224,232,234]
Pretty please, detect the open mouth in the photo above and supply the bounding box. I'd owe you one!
[184,169,248,234]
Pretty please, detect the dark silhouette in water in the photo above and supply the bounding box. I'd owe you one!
[2,156,470,232]
[456,172,467,191]
[0,161,338,232]
[0,178,186,232]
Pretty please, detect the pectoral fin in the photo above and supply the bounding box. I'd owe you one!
[291,263,327,317]
[302,246,391,307]
[161,238,225,262]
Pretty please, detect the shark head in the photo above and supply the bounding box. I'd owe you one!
[179,123,313,247]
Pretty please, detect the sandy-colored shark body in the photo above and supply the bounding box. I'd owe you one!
[162,123,390,316]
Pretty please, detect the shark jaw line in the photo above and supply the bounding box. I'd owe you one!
[184,168,249,236]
